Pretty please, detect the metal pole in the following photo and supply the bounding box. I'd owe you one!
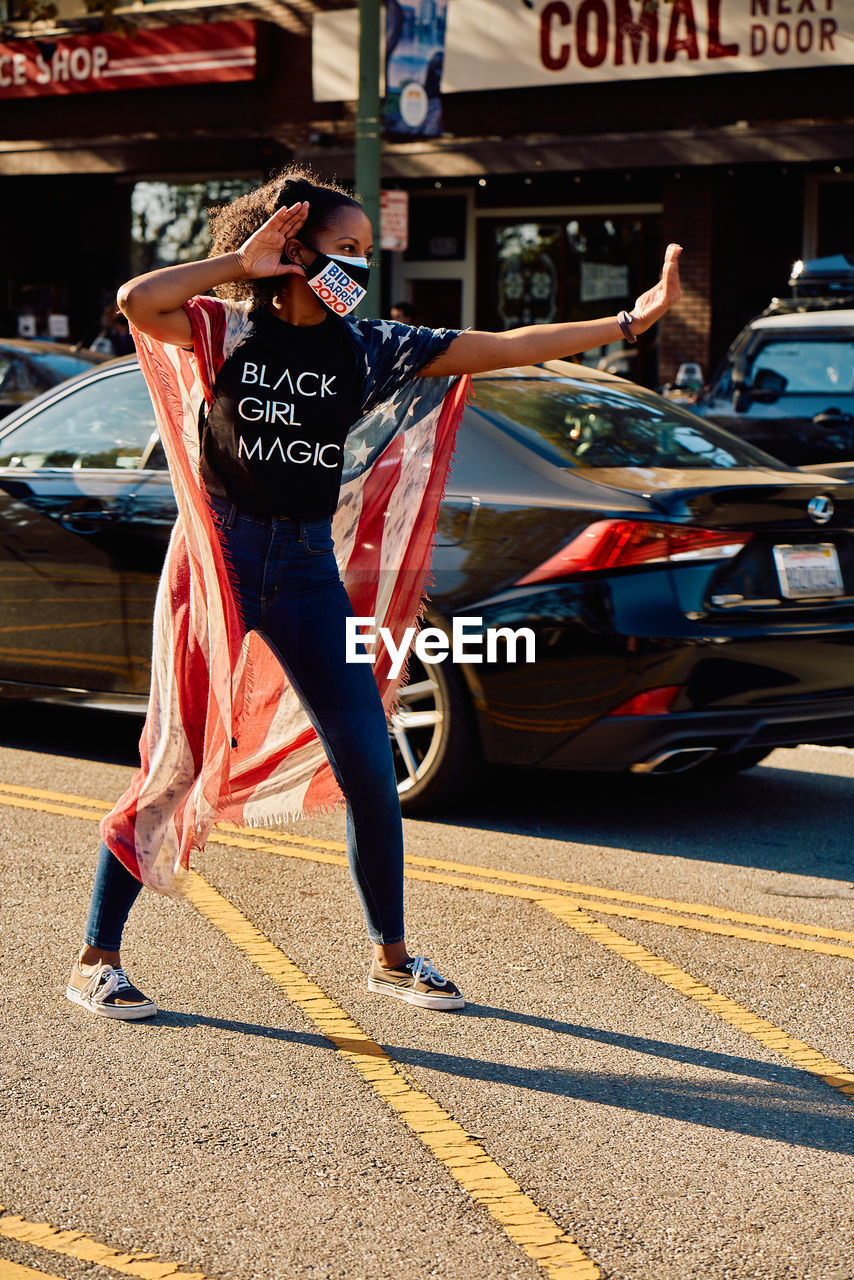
[355,0,381,318]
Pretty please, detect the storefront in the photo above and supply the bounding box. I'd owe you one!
[1,0,852,386]
[0,168,270,345]
[309,0,854,385]
[382,185,664,384]
[0,14,300,343]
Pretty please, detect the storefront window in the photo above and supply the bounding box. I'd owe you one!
[494,223,561,327]
[477,212,661,383]
[129,179,259,275]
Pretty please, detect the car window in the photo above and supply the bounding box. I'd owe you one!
[2,358,47,395]
[0,369,156,470]
[30,352,101,382]
[750,336,854,394]
[473,378,777,470]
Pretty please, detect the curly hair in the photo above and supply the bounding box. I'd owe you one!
[208,166,362,308]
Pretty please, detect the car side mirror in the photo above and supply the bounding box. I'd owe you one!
[749,368,788,403]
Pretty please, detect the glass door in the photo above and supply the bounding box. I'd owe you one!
[476,212,662,385]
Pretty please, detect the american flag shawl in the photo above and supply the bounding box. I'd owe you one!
[100,296,470,894]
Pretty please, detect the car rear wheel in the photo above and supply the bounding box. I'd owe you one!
[388,653,476,813]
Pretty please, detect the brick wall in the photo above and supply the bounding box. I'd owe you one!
[658,170,715,387]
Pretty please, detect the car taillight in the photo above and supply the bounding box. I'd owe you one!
[516,520,753,586]
[608,685,682,716]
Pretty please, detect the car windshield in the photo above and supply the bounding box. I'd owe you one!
[749,336,854,393]
[473,378,777,470]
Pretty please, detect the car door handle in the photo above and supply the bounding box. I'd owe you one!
[812,409,854,424]
[59,505,118,532]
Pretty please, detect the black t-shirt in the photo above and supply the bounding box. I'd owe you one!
[200,309,362,519]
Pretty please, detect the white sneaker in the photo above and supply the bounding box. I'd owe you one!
[368,955,465,1010]
[66,959,157,1020]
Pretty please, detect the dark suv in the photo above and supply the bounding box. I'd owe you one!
[695,255,854,468]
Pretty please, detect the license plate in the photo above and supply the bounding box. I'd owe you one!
[772,543,844,599]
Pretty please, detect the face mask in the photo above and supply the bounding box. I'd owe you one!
[297,245,371,316]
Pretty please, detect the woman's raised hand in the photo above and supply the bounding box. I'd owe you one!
[631,243,683,334]
[233,202,310,280]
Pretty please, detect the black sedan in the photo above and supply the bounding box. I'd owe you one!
[1,357,853,813]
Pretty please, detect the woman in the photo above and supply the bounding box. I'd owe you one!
[66,169,682,1020]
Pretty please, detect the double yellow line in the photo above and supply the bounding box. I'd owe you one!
[2,780,853,1280]
[3,781,852,960]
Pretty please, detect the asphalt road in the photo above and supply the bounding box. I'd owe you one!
[1,704,853,1280]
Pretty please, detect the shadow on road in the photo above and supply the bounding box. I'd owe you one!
[0,702,143,768]
[389,1038,854,1157]
[2,703,852,883]
[416,760,854,885]
[136,1006,854,1157]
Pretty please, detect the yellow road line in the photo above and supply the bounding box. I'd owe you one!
[0,794,108,822]
[0,1259,64,1280]
[1,784,853,959]
[5,778,854,1090]
[4,780,850,941]
[17,783,854,944]
[538,897,854,1101]
[399,856,854,945]
[0,785,124,809]
[4,780,854,1272]
[216,823,854,945]
[212,826,854,961]
[6,782,854,1098]
[401,865,854,960]
[10,782,849,1106]
[0,1208,210,1280]
[182,870,600,1280]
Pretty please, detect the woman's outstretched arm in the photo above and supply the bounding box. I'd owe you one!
[421,243,683,377]
[116,202,309,347]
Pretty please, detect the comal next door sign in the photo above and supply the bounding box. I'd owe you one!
[439,0,853,90]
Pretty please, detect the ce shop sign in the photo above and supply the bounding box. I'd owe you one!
[346,616,536,678]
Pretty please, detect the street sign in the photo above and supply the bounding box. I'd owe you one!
[380,190,409,252]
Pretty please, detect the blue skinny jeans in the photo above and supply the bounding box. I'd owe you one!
[84,498,406,950]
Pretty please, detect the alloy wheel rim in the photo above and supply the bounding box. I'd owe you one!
[388,658,445,793]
